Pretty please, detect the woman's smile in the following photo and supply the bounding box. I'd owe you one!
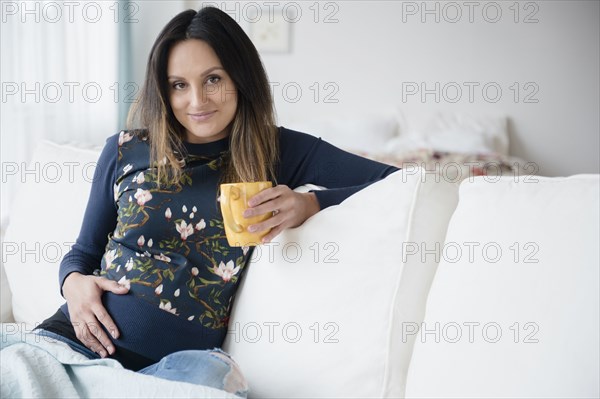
[189,110,217,122]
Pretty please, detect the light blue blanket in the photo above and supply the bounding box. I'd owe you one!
[0,323,239,398]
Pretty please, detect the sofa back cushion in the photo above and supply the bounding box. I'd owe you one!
[405,175,600,397]
[2,141,101,324]
[223,169,459,398]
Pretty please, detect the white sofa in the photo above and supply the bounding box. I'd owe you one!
[1,138,598,398]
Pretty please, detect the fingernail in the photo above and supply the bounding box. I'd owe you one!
[111,331,118,339]
[243,210,250,218]
[248,225,256,232]
[107,345,114,354]
[99,351,106,358]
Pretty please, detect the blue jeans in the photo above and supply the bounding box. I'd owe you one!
[35,329,248,397]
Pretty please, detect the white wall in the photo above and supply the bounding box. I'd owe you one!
[130,1,185,86]
[131,1,599,177]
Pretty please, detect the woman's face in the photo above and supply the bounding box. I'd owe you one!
[167,39,238,144]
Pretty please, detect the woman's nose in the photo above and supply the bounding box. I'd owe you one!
[190,86,209,107]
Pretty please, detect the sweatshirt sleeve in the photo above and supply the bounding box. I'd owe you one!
[58,133,120,296]
[277,127,400,210]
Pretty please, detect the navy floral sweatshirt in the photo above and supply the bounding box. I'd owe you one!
[53,126,398,365]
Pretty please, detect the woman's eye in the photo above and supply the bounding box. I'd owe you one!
[206,75,221,85]
[171,82,186,90]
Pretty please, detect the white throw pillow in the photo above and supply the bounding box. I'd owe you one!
[1,252,14,323]
[286,111,399,156]
[2,141,102,325]
[1,221,14,322]
[224,169,459,398]
[394,110,508,155]
[405,175,600,398]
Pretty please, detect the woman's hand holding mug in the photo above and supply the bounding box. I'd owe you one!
[220,183,320,246]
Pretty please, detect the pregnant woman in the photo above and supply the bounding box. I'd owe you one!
[34,6,399,396]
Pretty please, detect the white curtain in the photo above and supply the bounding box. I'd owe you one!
[1,1,121,224]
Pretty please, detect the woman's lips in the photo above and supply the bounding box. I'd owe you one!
[189,111,216,122]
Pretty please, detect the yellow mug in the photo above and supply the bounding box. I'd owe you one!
[219,181,273,247]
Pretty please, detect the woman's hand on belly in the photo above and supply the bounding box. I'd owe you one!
[62,272,129,358]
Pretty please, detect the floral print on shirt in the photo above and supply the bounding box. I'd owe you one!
[100,130,248,330]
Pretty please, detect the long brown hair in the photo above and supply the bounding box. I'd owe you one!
[127,7,279,186]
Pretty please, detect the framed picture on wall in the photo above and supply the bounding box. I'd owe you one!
[249,10,292,53]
